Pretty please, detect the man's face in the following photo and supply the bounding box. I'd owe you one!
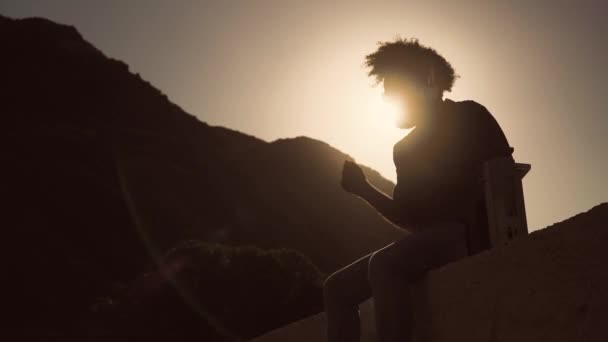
[382,74,437,129]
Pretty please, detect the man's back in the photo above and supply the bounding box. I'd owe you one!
[391,98,513,237]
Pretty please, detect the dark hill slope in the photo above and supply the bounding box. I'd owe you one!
[2,15,402,336]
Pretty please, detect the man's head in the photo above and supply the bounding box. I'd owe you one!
[365,37,458,128]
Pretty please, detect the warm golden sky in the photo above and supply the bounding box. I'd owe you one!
[4,0,606,231]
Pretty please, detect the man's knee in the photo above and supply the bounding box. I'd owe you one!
[323,272,348,305]
[368,248,400,286]
[368,241,427,286]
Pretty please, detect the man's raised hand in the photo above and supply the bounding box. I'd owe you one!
[341,160,368,196]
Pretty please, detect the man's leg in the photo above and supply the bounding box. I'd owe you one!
[324,251,374,342]
[368,221,469,342]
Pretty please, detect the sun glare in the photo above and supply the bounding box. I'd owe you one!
[366,87,405,129]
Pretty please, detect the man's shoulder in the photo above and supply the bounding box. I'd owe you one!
[445,98,500,131]
[445,98,492,118]
[446,98,513,155]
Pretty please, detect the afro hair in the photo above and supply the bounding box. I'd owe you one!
[364,37,458,92]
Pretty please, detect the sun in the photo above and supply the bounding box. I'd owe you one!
[365,86,405,129]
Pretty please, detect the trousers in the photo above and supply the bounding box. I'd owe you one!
[323,221,469,342]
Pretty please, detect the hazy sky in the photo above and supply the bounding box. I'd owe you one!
[3,0,606,231]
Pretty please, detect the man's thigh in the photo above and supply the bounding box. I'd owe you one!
[325,252,374,304]
[373,221,469,280]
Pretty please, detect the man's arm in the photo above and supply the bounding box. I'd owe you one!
[355,180,412,228]
[341,160,415,231]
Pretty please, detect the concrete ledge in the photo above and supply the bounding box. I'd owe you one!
[412,203,608,342]
[252,203,608,342]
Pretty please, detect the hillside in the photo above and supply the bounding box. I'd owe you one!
[1,15,402,340]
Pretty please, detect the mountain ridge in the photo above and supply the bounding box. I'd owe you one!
[3,14,402,340]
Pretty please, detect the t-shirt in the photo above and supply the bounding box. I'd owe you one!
[391,98,513,235]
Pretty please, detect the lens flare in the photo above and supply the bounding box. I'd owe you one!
[384,95,407,127]
[366,88,406,128]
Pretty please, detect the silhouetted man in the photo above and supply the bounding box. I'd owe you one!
[323,38,513,342]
